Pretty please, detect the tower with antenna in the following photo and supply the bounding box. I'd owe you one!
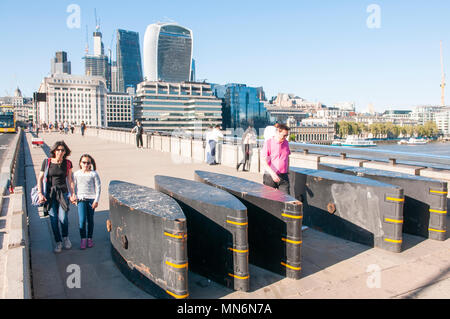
[440,40,446,107]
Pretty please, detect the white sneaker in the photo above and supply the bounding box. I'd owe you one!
[54,242,63,253]
[63,237,72,250]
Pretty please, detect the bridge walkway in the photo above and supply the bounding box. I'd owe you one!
[22,131,450,299]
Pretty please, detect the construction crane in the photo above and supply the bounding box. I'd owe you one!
[441,40,446,107]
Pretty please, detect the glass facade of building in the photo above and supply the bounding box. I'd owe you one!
[157,25,192,82]
[135,81,222,131]
[84,55,111,91]
[116,29,143,93]
[212,83,267,130]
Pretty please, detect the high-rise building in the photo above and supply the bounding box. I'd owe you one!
[51,51,71,75]
[190,59,196,82]
[84,31,111,91]
[212,83,267,130]
[116,29,143,93]
[143,23,193,83]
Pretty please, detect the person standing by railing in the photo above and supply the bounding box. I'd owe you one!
[131,120,145,149]
[261,124,291,194]
[206,125,223,165]
[237,125,257,171]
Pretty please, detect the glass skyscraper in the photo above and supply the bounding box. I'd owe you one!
[116,29,143,93]
[143,23,193,83]
[212,83,268,130]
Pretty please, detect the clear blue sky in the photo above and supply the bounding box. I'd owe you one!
[1,0,450,112]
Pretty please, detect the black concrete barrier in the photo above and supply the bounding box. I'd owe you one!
[108,181,189,299]
[154,175,249,291]
[290,167,405,252]
[318,163,448,241]
[194,171,303,280]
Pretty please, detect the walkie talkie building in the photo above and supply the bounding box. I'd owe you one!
[143,23,193,83]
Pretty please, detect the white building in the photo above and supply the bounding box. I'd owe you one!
[435,107,450,136]
[410,105,442,125]
[37,74,107,127]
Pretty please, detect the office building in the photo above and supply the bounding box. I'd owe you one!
[190,59,196,82]
[410,105,442,125]
[116,29,143,92]
[143,23,193,82]
[212,83,267,130]
[84,31,111,90]
[134,81,222,132]
[435,107,450,136]
[290,122,335,144]
[51,51,71,75]
[106,92,134,128]
[37,74,107,127]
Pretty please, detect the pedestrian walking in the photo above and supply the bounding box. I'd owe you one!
[36,123,40,137]
[236,125,257,171]
[36,141,76,253]
[206,125,223,165]
[131,121,144,149]
[80,121,86,137]
[261,123,291,194]
[73,154,101,250]
[70,122,75,134]
[64,121,69,134]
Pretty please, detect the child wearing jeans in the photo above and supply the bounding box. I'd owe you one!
[73,154,101,249]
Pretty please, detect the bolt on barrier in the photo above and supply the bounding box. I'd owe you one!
[290,167,405,252]
[194,170,303,279]
[318,163,448,241]
[108,181,189,299]
[155,175,250,291]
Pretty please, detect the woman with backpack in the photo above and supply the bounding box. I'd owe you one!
[37,141,76,253]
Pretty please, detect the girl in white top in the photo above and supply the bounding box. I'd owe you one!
[73,154,101,250]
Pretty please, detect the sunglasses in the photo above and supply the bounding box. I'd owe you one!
[56,148,66,152]
[81,161,91,165]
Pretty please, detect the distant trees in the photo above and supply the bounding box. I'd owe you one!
[335,121,438,138]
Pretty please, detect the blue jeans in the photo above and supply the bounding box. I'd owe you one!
[48,198,69,243]
[78,199,95,239]
[207,140,216,164]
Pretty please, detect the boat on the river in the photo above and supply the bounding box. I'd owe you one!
[332,136,376,147]
[406,137,429,145]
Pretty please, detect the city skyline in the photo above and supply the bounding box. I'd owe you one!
[2,1,450,112]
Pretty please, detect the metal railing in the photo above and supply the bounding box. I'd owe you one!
[86,126,450,169]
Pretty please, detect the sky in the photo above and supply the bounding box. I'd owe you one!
[1,0,450,112]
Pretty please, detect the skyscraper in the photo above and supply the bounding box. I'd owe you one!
[143,23,193,83]
[84,31,111,90]
[116,29,143,92]
[51,51,71,75]
[212,83,267,130]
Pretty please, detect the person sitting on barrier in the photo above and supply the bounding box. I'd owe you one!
[73,154,101,250]
[37,141,76,253]
[261,123,291,194]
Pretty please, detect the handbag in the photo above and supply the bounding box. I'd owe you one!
[30,159,50,207]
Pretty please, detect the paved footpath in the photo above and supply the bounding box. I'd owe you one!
[23,131,450,299]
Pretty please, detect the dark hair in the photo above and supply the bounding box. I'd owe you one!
[79,154,97,171]
[50,141,71,159]
[277,124,290,132]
